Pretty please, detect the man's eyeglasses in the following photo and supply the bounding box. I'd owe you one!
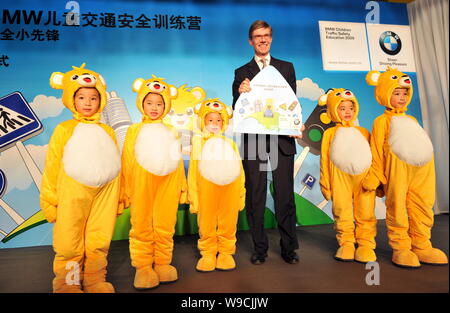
[252,34,271,41]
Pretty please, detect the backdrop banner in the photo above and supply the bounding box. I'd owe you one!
[0,0,420,248]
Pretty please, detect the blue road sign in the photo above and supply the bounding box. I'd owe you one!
[0,92,43,152]
[301,173,316,189]
[0,169,6,198]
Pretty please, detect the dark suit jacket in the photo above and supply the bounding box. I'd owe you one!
[232,57,297,157]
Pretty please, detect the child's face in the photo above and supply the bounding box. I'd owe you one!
[337,100,355,122]
[74,87,100,117]
[390,88,408,109]
[204,112,223,134]
[143,93,165,120]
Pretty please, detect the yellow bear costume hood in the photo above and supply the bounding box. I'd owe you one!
[318,88,359,127]
[366,66,413,113]
[195,98,233,135]
[132,75,178,122]
[50,63,107,122]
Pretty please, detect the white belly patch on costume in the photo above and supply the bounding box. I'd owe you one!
[199,137,241,185]
[330,127,372,175]
[135,123,182,176]
[63,123,121,187]
[389,115,433,166]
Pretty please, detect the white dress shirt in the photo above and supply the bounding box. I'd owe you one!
[254,54,271,71]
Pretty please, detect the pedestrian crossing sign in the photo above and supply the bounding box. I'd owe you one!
[0,92,43,152]
[0,169,6,198]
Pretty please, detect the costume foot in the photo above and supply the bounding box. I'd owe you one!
[392,250,421,268]
[334,244,355,262]
[412,247,448,265]
[355,246,377,263]
[154,264,178,283]
[196,255,216,272]
[216,254,236,271]
[53,284,84,293]
[134,266,160,290]
[84,281,115,293]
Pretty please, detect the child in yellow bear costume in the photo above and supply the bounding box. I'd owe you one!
[364,67,448,268]
[41,64,122,293]
[188,99,245,272]
[319,88,377,263]
[121,76,188,289]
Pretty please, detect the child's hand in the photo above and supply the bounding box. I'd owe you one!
[320,188,331,201]
[189,202,198,214]
[43,205,57,223]
[117,201,126,216]
[362,175,379,191]
[239,190,246,211]
[289,124,305,139]
[180,190,188,204]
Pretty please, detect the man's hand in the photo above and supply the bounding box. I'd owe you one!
[239,78,251,94]
[289,124,305,139]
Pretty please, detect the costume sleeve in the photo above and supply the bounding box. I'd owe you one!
[100,123,119,146]
[39,124,67,223]
[165,124,188,204]
[319,128,333,201]
[187,135,202,214]
[238,164,246,211]
[407,114,418,123]
[178,159,188,204]
[120,125,136,212]
[231,140,246,211]
[363,116,388,191]
[100,123,125,215]
[224,138,246,211]
[356,126,370,141]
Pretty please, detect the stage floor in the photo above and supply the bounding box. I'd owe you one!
[0,214,448,293]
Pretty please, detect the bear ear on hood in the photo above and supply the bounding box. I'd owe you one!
[366,71,381,86]
[50,72,65,89]
[194,102,202,114]
[98,75,107,89]
[318,88,334,106]
[191,87,206,101]
[318,93,328,106]
[169,85,178,99]
[132,78,145,93]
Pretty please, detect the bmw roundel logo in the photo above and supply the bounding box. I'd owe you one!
[379,31,402,55]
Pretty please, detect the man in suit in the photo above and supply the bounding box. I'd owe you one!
[232,20,300,265]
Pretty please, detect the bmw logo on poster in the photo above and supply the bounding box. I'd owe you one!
[366,24,416,72]
[379,31,402,55]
